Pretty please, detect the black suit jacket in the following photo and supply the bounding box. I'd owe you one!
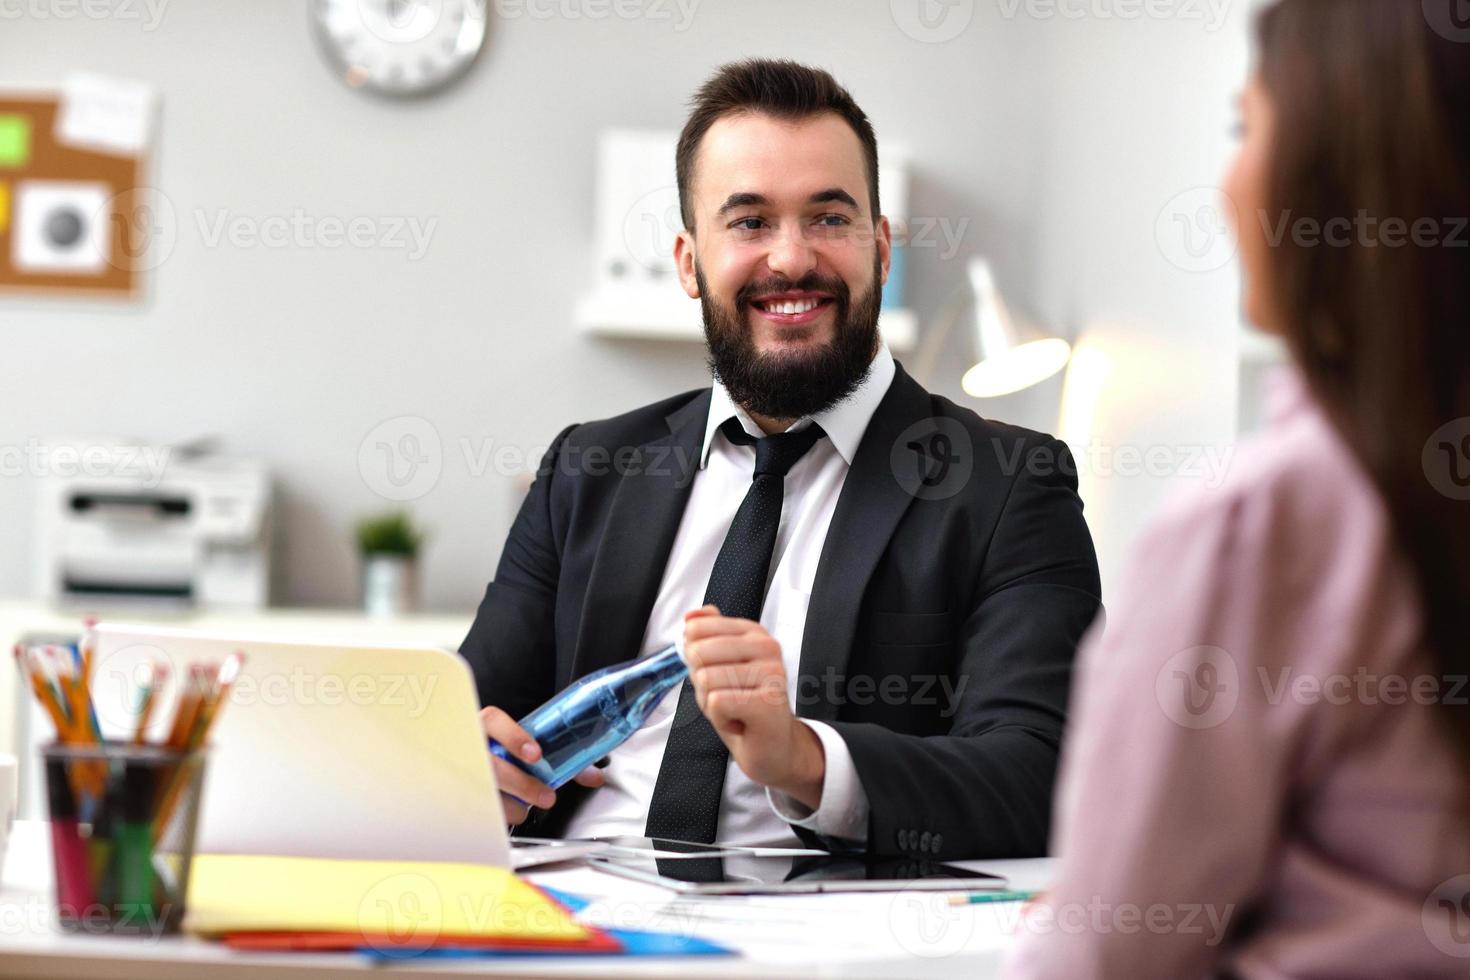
[460,362,1101,860]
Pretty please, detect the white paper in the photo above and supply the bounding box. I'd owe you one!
[13,180,111,274]
[56,73,157,157]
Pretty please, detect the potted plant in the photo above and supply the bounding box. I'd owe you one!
[356,511,426,617]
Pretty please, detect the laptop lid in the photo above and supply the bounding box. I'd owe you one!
[89,623,508,867]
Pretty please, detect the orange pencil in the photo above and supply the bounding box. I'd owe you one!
[164,666,207,751]
[130,659,165,744]
[153,654,244,842]
[14,645,69,735]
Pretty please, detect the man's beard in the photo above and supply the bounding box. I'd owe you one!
[698,257,882,422]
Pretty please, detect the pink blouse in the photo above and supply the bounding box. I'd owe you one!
[1005,370,1470,978]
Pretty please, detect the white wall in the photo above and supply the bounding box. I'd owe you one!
[0,0,1255,610]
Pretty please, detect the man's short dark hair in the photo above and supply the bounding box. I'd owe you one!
[676,59,880,233]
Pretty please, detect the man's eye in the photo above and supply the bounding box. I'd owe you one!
[731,217,766,232]
[815,214,850,227]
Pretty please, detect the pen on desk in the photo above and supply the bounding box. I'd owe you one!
[949,889,1037,906]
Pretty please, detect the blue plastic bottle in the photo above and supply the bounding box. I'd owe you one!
[488,643,688,790]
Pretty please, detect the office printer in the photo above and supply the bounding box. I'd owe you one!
[34,440,273,608]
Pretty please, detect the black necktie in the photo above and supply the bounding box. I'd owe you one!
[644,417,827,844]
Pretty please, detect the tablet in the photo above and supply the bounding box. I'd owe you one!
[588,851,1008,895]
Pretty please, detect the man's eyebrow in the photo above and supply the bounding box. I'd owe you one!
[810,188,860,210]
[717,192,769,216]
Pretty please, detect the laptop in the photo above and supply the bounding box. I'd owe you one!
[89,623,510,867]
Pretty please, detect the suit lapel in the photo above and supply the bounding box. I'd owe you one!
[798,363,933,722]
[570,391,710,679]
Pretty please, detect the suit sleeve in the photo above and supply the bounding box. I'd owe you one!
[459,424,578,718]
[831,436,1102,859]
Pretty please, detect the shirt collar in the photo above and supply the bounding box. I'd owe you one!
[700,342,897,469]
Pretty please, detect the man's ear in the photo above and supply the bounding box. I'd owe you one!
[674,228,700,299]
[876,215,893,287]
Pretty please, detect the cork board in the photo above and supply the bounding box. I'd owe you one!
[0,95,148,299]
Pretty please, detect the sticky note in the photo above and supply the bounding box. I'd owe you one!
[186,854,590,944]
[0,115,31,168]
[0,183,9,233]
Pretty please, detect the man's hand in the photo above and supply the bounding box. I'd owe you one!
[480,706,605,827]
[682,606,826,810]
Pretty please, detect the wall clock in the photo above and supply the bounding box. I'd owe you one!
[313,0,488,97]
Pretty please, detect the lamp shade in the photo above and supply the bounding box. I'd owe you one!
[959,259,1072,398]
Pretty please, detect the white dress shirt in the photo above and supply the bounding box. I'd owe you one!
[564,343,897,847]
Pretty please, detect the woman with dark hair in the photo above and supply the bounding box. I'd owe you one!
[1006,1,1470,975]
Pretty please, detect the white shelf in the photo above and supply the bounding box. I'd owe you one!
[575,288,919,351]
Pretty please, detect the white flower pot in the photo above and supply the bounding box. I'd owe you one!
[362,554,417,617]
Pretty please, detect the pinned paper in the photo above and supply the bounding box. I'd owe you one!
[13,180,111,274]
[56,74,157,157]
[0,115,30,168]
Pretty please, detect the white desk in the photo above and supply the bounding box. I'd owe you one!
[0,822,1049,979]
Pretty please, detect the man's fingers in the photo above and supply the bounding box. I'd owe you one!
[492,757,556,810]
[702,688,761,731]
[683,614,762,642]
[684,632,782,668]
[501,793,531,826]
[572,765,606,789]
[480,706,541,764]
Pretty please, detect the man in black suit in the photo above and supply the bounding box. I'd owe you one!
[461,59,1100,860]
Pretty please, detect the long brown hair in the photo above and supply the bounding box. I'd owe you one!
[1257,0,1470,765]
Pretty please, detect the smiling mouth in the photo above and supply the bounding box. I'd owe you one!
[749,292,836,325]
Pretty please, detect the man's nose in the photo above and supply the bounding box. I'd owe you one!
[765,225,818,282]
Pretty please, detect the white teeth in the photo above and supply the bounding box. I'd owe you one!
[767,299,820,315]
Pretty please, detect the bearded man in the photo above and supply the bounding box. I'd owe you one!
[461,59,1101,859]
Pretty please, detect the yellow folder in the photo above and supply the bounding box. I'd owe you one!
[186,854,589,943]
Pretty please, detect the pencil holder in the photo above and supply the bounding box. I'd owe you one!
[41,741,208,936]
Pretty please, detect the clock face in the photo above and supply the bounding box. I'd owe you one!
[313,0,488,97]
